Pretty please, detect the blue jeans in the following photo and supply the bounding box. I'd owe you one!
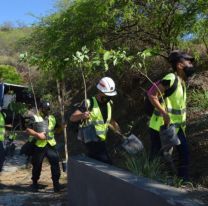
[0,141,5,172]
[149,128,190,181]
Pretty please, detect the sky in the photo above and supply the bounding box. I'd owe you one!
[0,0,57,26]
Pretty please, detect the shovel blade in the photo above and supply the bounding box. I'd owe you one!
[122,134,144,154]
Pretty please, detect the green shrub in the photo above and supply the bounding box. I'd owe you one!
[8,102,28,115]
[125,151,164,180]
[187,89,208,110]
[124,151,192,188]
[0,64,23,84]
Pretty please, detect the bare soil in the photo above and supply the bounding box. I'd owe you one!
[0,139,67,206]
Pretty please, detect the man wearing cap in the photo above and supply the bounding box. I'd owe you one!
[148,50,195,181]
[70,77,119,164]
[26,101,61,192]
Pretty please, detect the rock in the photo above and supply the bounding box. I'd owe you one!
[2,165,18,173]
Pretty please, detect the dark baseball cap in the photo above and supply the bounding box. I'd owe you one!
[168,50,194,64]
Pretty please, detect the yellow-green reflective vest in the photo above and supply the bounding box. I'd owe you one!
[87,97,112,141]
[30,114,56,147]
[149,73,186,133]
[0,112,5,142]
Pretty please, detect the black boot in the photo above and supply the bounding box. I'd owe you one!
[30,181,39,192]
[53,182,64,193]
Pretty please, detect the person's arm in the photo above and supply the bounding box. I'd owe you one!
[109,119,121,133]
[148,83,170,125]
[70,109,90,122]
[26,128,46,140]
[70,99,91,122]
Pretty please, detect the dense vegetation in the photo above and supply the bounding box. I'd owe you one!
[1,0,208,90]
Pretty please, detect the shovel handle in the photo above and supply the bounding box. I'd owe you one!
[114,130,127,140]
[108,123,128,140]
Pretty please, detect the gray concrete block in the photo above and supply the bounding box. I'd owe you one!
[68,156,204,206]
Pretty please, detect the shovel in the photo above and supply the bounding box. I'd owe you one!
[115,131,144,155]
[56,143,67,172]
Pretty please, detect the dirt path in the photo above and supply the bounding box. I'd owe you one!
[0,140,67,206]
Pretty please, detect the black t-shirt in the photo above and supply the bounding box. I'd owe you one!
[79,98,108,123]
[97,101,108,123]
[160,79,171,88]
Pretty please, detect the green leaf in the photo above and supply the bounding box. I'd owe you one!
[19,53,26,59]
[103,51,112,61]
[138,63,142,68]
[104,62,109,71]
[113,58,117,66]
[84,55,89,60]
[79,55,84,62]
[64,58,69,61]
[81,45,87,52]
[76,51,82,58]
[93,60,101,66]
[141,50,152,59]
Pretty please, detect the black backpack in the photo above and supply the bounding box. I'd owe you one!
[144,75,178,116]
[67,97,94,133]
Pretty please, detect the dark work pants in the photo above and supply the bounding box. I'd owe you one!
[149,128,189,181]
[31,144,61,184]
[85,141,112,164]
[0,141,5,172]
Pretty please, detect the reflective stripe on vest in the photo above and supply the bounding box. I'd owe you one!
[154,108,186,116]
[149,73,186,133]
[87,97,112,141]
[35,115,56,148]
[0,113,5,141]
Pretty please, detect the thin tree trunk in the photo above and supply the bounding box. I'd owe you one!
[28,65,39,115]
[202,36,208,55]
[61,80,69,164]
[56,79,68,168]
[81,68,88,110]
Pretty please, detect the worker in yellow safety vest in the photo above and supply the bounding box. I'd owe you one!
[70,77,120,164]
[0,107,6,172]
[148,50,196,181]
[26,101,62,192]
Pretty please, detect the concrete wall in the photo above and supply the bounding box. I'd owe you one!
[68,156,204,206]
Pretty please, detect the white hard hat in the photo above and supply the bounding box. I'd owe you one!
[96,77,117,96]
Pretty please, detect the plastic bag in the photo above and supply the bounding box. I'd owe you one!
[77,123,98,143]
[160,124,181,150]
[33,120,48,133]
